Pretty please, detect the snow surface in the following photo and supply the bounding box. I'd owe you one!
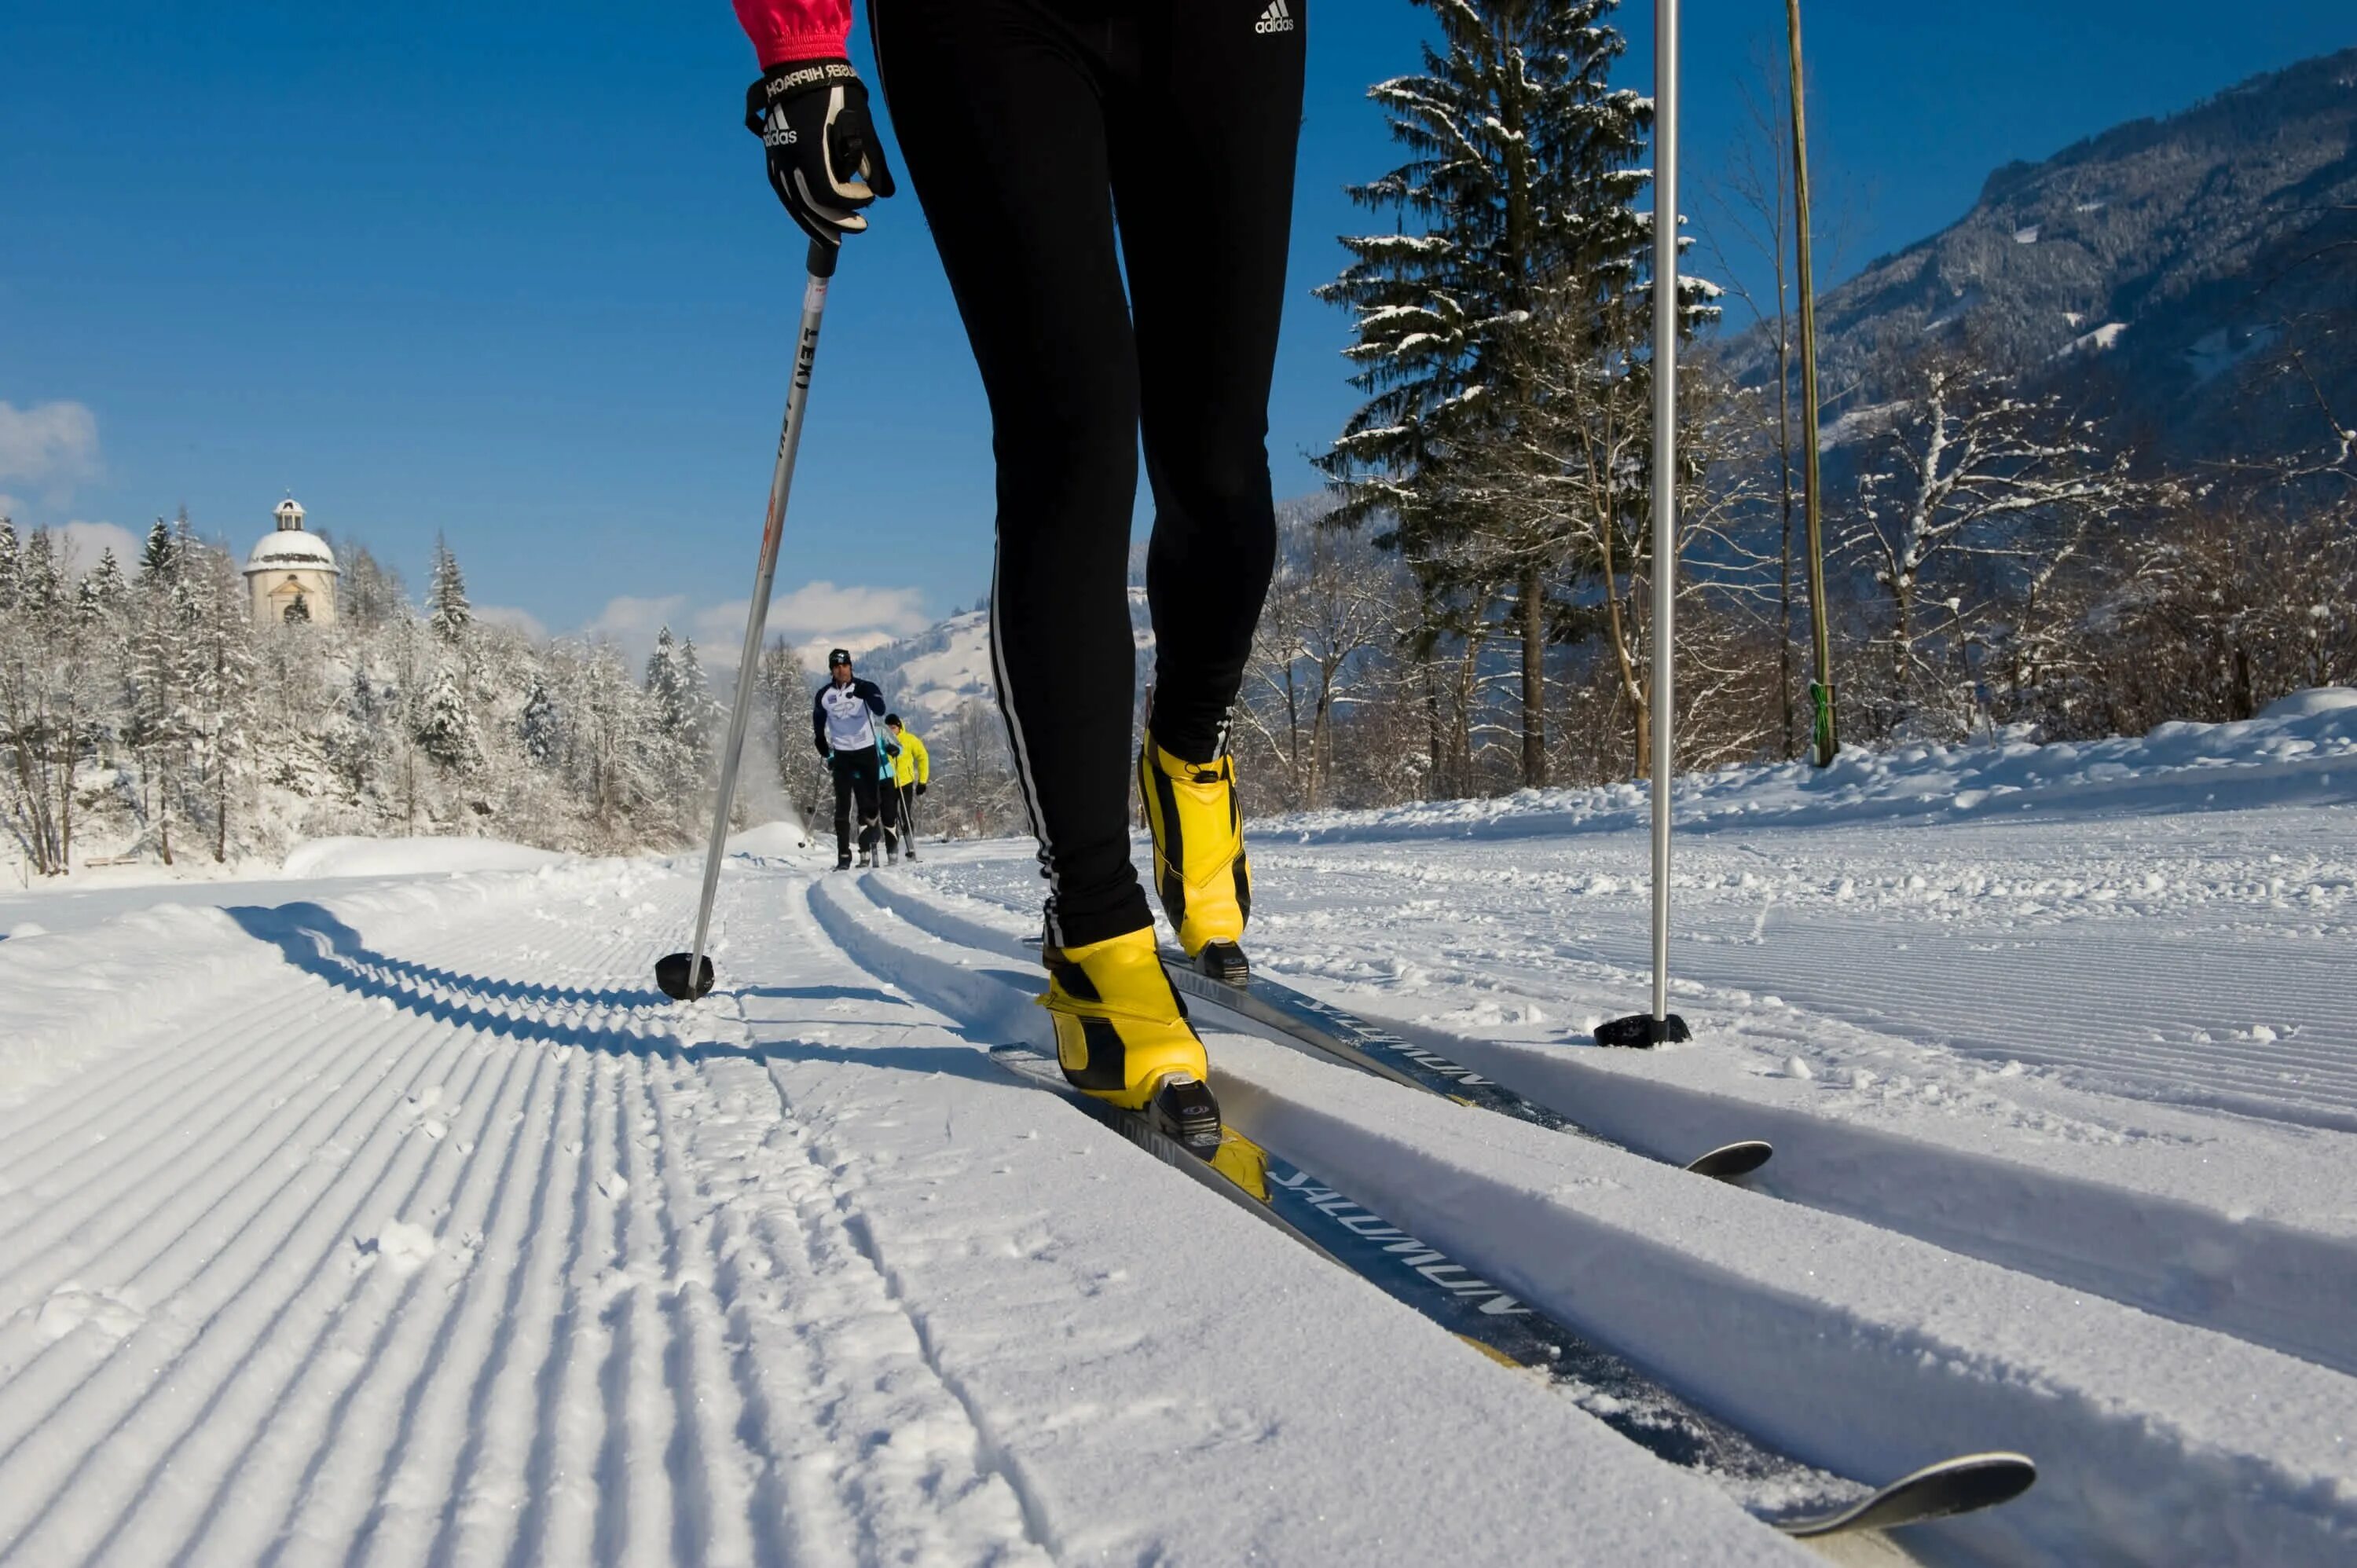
[5,702,2357,1563]
[280,835,573,879]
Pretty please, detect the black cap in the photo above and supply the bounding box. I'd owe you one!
[885,713,902,727]
[827,647,852,667]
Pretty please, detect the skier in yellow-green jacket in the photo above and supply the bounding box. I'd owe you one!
[884,714,929,863]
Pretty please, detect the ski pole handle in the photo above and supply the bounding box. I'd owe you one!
[807,237,839,280]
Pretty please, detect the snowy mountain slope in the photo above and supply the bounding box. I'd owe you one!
[5,703,2357,1563]
[1722,46,2357,467]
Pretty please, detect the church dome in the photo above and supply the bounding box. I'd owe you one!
[244,529,338,572]
[244,495,339,576]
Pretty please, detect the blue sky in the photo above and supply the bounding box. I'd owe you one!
[3,2,2350,662]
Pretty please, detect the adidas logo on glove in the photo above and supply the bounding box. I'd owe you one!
[1255,0,1296,34]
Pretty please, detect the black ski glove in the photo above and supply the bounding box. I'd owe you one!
[745,59,896,249]
[816,742,832,761]
[915,782,926,797]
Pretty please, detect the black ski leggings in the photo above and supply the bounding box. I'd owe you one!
[871,0,1303,947]
[832,750,896,856]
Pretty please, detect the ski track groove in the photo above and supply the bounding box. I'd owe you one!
[336,1045,559,1568]
[0,979,325,1216]
[893,866,2357,1369]
[0,890,570,1372]
[253,1022,533,1568]
[0,888,695,1568]
[0,985,423,1398]
[417,1023,584,1568]
[640,1044,757,1568]
[498,1059,607,1568]
[0,969,405,1280]
[0,987,494,1563]
[0,975,479,1533]
[729,885,1055,1568]
[849,863,2357,1563]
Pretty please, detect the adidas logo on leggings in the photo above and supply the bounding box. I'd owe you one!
[1255,0,1296,34]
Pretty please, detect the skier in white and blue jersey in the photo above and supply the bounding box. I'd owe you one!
[811,647,898,868]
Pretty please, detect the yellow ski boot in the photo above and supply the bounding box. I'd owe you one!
[1138,732,1252,982]
[1039,928,1222,1152]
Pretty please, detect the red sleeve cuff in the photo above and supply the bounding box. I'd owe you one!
[731,1,852,68]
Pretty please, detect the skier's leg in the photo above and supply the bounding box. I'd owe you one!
[854,757,882,856]
[832,757,854,864]
[875,0,1208,1110]
[872,0,1150,949]
[1112,1,1304,969]
[1118,0,1305,764]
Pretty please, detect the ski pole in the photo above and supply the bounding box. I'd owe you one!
[658,239,841,1002]
[1600,0,1690,1049]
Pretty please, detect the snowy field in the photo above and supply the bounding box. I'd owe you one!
[4,697,2356,1565]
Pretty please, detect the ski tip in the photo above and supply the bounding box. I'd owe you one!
[1776,1452,2036,1537]
[654,952,716,1002]
[1684,1140,1773,1179]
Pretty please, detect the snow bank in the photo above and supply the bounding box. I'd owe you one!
[725,819,814,858]
[1271,688,2357,844]
[280,836,570,879]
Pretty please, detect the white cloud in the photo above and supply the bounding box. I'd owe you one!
[577,580,929,674]
[55,520,141,577]
[0,401,101,504]
[475,603,551,642]
[768,580,932,642]
[579,593,690,661]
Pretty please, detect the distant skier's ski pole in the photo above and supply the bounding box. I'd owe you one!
[1600,0,1690,1050]
[658,239,841,1002]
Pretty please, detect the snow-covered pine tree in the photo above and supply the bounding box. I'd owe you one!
[342,541,407,632]
[181,540,255,861]
[1318,0,1656,787]
[643,627,717,808]
[19,528,62,619]
[0,517,19,610]
[415,659,483,775]
[519,678,560,766]
[427,536,471,643]
[137,517,178,587]
[128,526,200,865]
[82,548,128,622]
[570,641,658,844]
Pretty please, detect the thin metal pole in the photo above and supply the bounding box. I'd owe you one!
[684,240,840,987]
[1787,0,1835,767]
[1649,0,1679,1024]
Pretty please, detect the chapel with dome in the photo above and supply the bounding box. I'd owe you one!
[243,497,340,626]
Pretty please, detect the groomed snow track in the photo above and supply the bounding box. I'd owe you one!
[2,833,2354,1566]
[827,870,2357,1566]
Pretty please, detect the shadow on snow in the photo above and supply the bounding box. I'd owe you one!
[221,901,1014,1089]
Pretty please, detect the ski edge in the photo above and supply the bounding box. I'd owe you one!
[1773,1453,2037,1537]
[1166,954,1773,1181]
